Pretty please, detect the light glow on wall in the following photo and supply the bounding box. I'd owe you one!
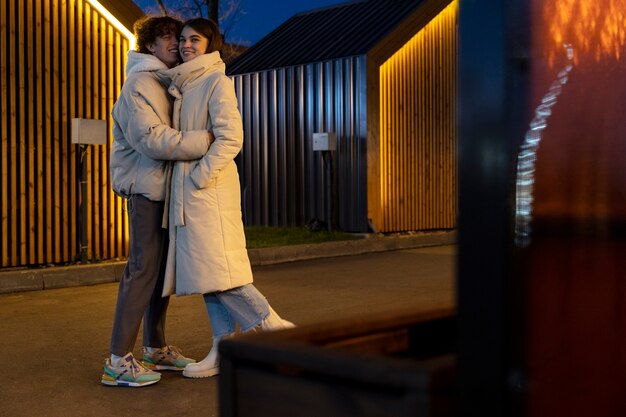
[86,0,136,51]
[544,0,626,66]
[377,0,458,232]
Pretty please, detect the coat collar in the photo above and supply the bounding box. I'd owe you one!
[162,51,225,92]
[125,50,169,76]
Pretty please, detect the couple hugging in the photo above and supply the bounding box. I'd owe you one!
[102,15,293,388]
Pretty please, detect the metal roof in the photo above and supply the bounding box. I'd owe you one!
[227,0,426,75]
[100,0,144,32]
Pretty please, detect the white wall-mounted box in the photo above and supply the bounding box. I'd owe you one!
[71,118,107,145]
[312,132,337,151]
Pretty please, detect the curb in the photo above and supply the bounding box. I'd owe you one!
[0,230,456,294]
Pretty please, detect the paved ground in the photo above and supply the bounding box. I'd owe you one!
[0,245,456,417]
[0,231,455,294]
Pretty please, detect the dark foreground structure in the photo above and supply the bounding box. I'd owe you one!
[219,0,626,416]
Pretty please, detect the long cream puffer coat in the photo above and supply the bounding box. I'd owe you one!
[161,52,253,297]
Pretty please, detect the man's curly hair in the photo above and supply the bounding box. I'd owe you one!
[134,16,182,54]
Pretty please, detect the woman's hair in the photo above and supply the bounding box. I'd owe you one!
[182,18,223,54]
[134,16,182,53]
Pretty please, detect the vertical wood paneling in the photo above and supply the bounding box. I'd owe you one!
[18,0,26,262]
[85,4,94,260]
[103,24,113,260]
[111,31,121,258]
[0,0,7,265]
[9,0,18,265]
[43,0,53,261]
[52,0,61,262]
[27,0,36,264]
[377,0,457,232]
[0,0,133,268]
[35,0,44,264]
[91,13,102,259]
[60,0,69,261]
[68,0,77,261]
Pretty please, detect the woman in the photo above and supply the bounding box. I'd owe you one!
[161,18,293,379]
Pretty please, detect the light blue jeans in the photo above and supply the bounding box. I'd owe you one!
[203,284,270,337]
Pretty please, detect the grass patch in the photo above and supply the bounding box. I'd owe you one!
[244,226,364,249]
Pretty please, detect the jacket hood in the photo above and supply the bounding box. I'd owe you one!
[125,50,170,77]
[163,52,225,92]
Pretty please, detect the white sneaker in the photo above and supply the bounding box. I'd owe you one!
[182,336,225,378]
[260,306,296,331]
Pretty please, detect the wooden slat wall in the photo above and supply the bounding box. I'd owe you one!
[377,0,457,232]
[0,0,129,268]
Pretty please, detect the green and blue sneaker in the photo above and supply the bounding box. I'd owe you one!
[142,345,195,371]
[101,353,161,387]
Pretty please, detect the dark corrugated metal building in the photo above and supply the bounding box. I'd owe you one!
[228,0,458,233]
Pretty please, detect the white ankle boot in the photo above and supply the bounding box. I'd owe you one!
[183,339,221,378]
[260,306,296,331]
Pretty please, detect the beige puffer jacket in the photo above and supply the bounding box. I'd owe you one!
[162,52,253,297]
[110,51,210,201]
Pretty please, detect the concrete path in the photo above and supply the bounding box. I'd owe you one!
[0,245,456,417]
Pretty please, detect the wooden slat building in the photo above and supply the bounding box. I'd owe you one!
[0,0,142,268]
[228,0,458,233]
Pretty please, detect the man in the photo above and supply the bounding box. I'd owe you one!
[101,16,212,388]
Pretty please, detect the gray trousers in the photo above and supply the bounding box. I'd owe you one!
[110,194,169,356]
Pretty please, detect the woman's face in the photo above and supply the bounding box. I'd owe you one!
[179,26,209,62]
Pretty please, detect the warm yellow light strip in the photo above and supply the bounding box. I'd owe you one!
[86,0,136,51]
[378,0,458,231]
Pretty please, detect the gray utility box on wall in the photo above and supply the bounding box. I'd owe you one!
[71,118,107,145]
[313,132,337,151]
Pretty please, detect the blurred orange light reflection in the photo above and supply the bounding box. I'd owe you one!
[544,0,626,66]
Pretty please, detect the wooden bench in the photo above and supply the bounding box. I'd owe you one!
[219,307,457,417]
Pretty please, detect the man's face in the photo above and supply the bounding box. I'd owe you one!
[147,33,179,68]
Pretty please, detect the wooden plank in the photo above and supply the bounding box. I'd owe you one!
[87,7,98,261]
[60,0,69,261]
[17,0,27,263]
[112,32,121,258]
[68,0,77,261]
[51,0,61,262]
[76,0,85,260]
[84,2,91,118]
[122,38,129,256]
[9,0,18,265]
[94,13,107,259]
[115,36,124,257]
[26,0,36,263]
[35,0,45,264]
[0,0,8,266]
[409,36,417,230]
[83,3,92,260]
[43,0,53,262]
[76,0,83,119]
[103,22,114,259]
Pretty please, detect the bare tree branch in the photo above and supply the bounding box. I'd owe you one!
[154,0,168,15]
[219,0,243,42]
[146,0,246,46]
